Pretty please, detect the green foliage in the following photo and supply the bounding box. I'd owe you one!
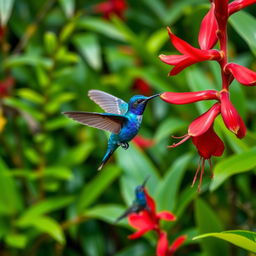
[0,0,255,255]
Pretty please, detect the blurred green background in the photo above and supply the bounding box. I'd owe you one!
[0,0,255,255]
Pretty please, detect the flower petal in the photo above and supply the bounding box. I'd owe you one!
[168,235,187,255]
[159,54,188,65]
[220,91,246,138]
[128,211,155,230]
[229,0,256,15]
[188,103,221,137]
[199,3,218,50]
[225,63,256,86]
[145,189,156,213]
[160,90,218,105]
[157,211,176,222]
[157,231,168,256]
[128,227,151,239]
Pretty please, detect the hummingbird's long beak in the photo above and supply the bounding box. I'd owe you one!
[146,93,161,101]
[142,175,150,187]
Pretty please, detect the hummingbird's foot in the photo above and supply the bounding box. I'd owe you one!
[120,142,129,150]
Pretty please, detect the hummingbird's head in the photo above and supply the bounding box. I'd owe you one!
[128,94,160,115]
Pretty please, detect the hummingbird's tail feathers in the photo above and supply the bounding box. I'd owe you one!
[63,111,126,134]
[97,145,118,171]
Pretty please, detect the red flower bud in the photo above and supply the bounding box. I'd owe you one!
[214,0,228,30]
[159,27,222,75]
[160,90,218,105]
[229,0,256,16]
[188,103,221,137]
[225,63,256,86]
[220,91,246,138]
[199,3,218,50]
[133,135,155,148]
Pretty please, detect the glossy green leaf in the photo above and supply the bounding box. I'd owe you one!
[77,18,126,41]
[155,153,192,211]
[195,199,229,256]
[73,33,102,70]
[116,144,160,205]
[194,230,256,253]
[83,204,125,224]
[59,0,74,18]
[17,88,44,104]
[0,0,15,25]
[44,32,58,55]
[77,165,121,212]
[17,196,74,225]
[5,233,27,249]
[210,147,256,191]
[229,11,256,56]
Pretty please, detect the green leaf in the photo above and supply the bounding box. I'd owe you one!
[0,0,15,25]
[229,11,256,56]
[17,196,74,225]
[0,159,23,216]
[77,18,126,41]
[194,230,256,253]
[77,165,121,212]
[83,204,125,224]
[116,143,160,205]
[210,147,256,191]
[73,33,102,70]
[16,88,44,104]
[146,28,169,54]
[5,233,27,249]
[155,153,192,211]
[44,32,58,55]
[59,0,74,18]
[195,198,229,256]
[18,216,65,244]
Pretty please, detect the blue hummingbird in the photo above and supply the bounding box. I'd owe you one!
[63,90,160,170]
[115,176,150,223]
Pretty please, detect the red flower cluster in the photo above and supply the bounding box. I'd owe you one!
[94,0,127,19]
[128,189,186,256]
[159,0,256,191]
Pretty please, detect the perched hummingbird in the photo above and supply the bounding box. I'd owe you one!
[63,90,159,170]
[115,177,150,223]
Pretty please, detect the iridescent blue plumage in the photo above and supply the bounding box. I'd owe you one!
[63,90,159,170]
[115,177,149,223]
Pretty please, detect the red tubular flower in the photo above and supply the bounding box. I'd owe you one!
[225,63,256,86]
[157,232,187,256]
[94,0,127,19]
[198,3,218,50]
[0,77,15,97]
[128,190,176,240]
[132,78,152,96]
[160,90,218,105]
[220,91,246,138]
[214,0,229,30]
[228,0,256,15]
[133,135,155,149]
[159,27,222,75]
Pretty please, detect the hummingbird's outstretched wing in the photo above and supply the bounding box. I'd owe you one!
[88,90,128,115]
[63,111,127,134]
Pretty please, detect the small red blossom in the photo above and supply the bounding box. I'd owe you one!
[94,0,127,19]
[228,0,256,15]
[133,135,155,149]
[0,77,15,97]
[225,63,256,86]
[157,231,187,256]
[159,27,222,75]
[132,78,152,96]
[198,3,218,50]
[161,90,218,105]
[220,91,246,138]
[128,189,176,239]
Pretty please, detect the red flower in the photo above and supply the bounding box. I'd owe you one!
[220,90,246,138]
[157,231,187,256]
[225,63,256,86]
[198,3,218,50]
[94,0,127,19]
[0,77,15,97]
[133,135,155,149]
[128,190,176,239]
[159,27,222,75]
[132,78,152,96]
[229,0,256,15]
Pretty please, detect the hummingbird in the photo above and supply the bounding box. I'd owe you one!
[115,176,150,223]
[63,90,160,170]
